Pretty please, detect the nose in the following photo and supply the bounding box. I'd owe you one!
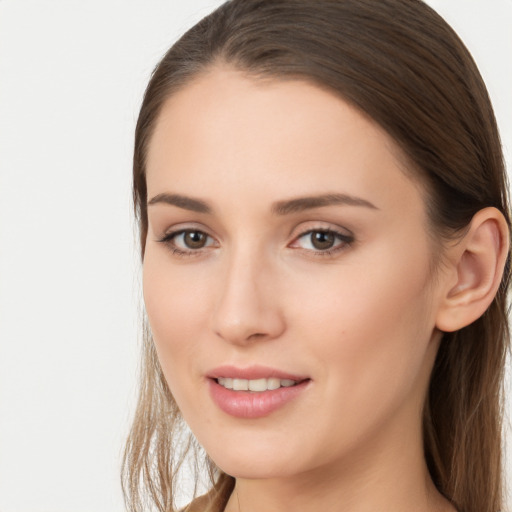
[211,250,286,345]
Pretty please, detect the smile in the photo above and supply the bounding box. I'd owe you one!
[216,377,298,392]
[207,367,310,418]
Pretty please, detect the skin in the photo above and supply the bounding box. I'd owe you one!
[143,67,461,512]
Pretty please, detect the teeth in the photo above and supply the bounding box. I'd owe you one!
[233,378,249,391]
[267,378,281,390]
[217,377,298,392]
[248,378,267,392]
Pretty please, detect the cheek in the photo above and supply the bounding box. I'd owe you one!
[291,248,436,411]
[142,250,208,373]
[142,254,215,426]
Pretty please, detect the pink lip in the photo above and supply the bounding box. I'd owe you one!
[207,364,307,381]
[207,365,310,419]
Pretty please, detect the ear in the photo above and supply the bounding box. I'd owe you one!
[435,207,509,332]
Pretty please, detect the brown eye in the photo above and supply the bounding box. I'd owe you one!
[161,229,216,253]
[310,231,335,250]
[292,229,354,254]
[183,230,208,249]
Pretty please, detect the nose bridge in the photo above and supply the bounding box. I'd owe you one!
[212,243,284,344]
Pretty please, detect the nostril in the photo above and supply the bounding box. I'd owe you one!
[247,332,267,341]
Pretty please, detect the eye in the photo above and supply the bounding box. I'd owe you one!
[291,229,353,254]
[158,229,217,255]
[175,230,212,249]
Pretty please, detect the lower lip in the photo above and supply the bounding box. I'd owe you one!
[208,379,310,419]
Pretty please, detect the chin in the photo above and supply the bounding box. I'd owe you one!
[215,457,295,480]
[205,438,313,481]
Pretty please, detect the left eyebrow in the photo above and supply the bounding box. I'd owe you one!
[271,193,378,215]
[147,193,212,214]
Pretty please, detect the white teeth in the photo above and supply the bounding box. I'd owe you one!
[267,378,281,390]
[217,377,233,389]
[217,377,298,391]
[232,378,249,391]
[248,378,267,392]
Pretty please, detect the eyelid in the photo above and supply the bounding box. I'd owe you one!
[157,221,217,242]
[155,222,354,258]
[288,224,355,255]
[291,229,353,246]
[289,221,353,240]
[157,225,219,256]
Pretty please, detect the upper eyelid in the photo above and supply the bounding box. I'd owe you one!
[157,229,218,256]
[159,223,216,239]
[160,228,216,243]
[291,228,354,245]
[296,227,351,236]
[157,223,354,245]
[290,221,354,239]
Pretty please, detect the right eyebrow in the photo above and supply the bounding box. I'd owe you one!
[271,193,378,215]
[147,193,212,214]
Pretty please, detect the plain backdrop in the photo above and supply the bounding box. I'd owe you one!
[0,1,511,511]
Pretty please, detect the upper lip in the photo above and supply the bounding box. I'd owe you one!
[207,365,309,382]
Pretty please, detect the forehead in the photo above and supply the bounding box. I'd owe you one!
[145,66,426,218]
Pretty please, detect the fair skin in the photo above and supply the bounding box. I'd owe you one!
[143,67,506,512]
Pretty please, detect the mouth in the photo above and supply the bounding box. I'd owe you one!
[207,366,311,418]
[215,377,301,392]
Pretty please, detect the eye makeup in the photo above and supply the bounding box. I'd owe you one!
[156,225,354,259]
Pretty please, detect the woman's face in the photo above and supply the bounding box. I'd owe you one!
[143,67,447,479]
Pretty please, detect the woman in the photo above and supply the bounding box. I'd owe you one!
[122,1,511,511]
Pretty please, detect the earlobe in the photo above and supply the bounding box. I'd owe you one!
[435,207,509,333]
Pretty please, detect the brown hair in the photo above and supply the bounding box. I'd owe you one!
[123,1,511,511]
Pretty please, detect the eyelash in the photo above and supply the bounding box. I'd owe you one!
[293,229,354,257]
[157,230,216,257]
[157,228,354,258]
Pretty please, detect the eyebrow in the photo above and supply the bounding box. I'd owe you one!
[147,192,378,215]
[148,193,212,213]
[271,193,378,215]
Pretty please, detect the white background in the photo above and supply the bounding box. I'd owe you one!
[0,1,510,511]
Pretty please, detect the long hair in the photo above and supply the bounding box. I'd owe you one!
[123,1,511,511]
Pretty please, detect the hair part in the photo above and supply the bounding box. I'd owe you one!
[124,1,511,511]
